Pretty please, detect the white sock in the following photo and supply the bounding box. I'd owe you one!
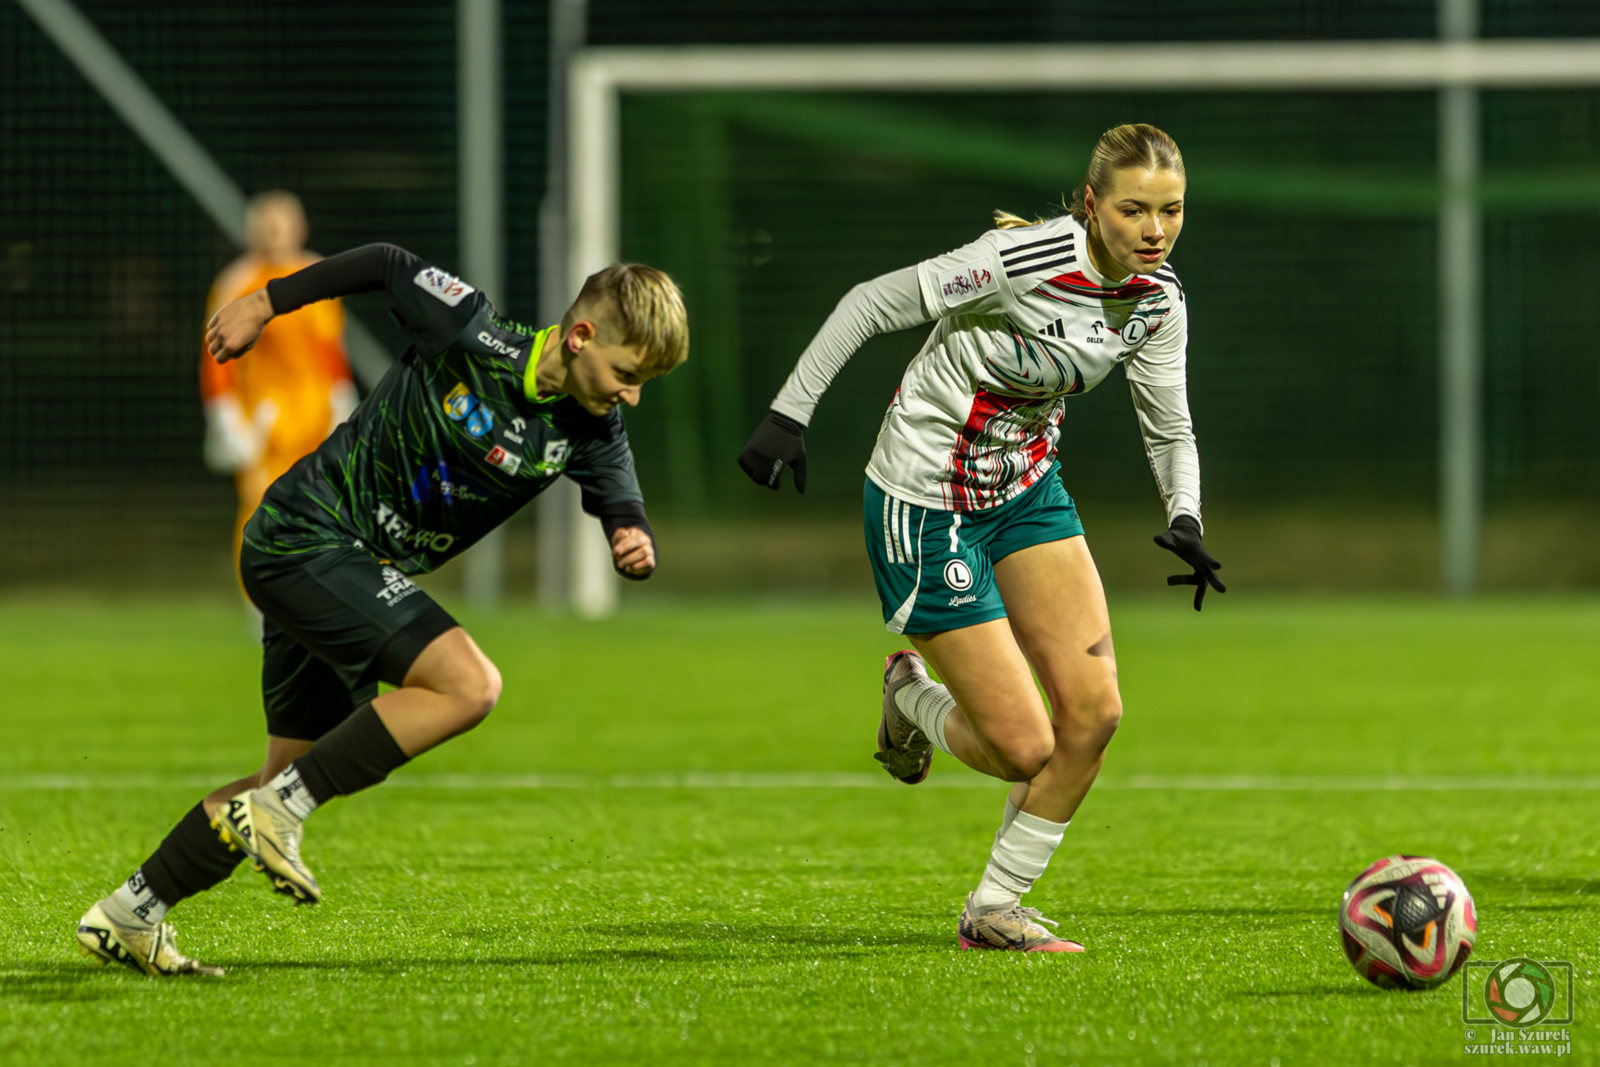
[971,810,1068,910]
[892,675,957,756]
[268,765,318,820]
[105,869,168,929]
[993,798,1021,848]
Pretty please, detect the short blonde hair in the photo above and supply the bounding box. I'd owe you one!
[561,263,689,376]
[994,124,1186,230]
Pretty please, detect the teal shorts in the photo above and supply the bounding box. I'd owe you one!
[863,469,1085,635]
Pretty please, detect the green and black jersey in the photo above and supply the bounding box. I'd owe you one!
[244,243,649,576]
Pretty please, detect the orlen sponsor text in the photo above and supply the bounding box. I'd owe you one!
[375,504,455,553]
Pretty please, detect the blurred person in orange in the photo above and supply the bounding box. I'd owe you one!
[200,190,358,579]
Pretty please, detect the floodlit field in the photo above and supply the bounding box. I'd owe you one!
[2,596,1598,1065]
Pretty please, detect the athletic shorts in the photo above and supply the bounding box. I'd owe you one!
[240,541,457,741]
[863,469,1085,636]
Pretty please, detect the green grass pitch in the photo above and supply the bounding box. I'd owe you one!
[2,595,1599,1065]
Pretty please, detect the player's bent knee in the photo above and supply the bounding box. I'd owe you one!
[1093,694,1124,740]
[453,660,502,731]
[993,731,1055,782]
[1051,685,1123,746]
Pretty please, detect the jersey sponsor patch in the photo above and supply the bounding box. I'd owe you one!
[937,260,999,308]
[413,266,476,307]
[443,382,495,437]
[485,445,522,475]
[540,439,570,471]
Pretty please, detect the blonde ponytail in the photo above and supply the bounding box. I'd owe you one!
[992,209,1043,230]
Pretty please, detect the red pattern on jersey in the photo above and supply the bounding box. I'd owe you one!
[943,389,1063,510]
[1041,270,1163,301]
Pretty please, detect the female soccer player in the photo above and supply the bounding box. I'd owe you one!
[739,124,1222,952]
[76,244,687,976]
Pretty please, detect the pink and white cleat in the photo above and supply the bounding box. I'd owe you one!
[958,893,1085,953]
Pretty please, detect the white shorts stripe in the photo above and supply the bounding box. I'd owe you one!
[886,510,927,634]
[882,493,894,564]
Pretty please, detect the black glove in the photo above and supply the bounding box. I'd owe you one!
[1153,514,1225,612]
[738,409,807,493]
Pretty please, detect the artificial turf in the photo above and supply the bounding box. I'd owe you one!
[2,595,1598,1065]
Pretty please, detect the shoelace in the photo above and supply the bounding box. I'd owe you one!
[1011,906,1060,932]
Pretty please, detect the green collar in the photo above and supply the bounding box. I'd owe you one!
[523,325,562,403]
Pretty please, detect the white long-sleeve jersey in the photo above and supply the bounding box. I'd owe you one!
[772,213,1202,524]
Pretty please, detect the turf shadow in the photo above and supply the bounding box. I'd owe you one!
[0,963,137,1004]
[1471,874,1600,900]
[1235,986,1387,998]
[217,924,953,973]
[590,920,952,950]
[1071,906,1328,919]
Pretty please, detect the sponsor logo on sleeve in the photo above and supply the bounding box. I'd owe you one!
[413,267,476,307]
[476,330,522,359]
[485,445,522,475]
[938,260,998,307]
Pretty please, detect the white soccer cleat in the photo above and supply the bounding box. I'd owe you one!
[212,787,322,904]
[957,893,1085,953]
[76,902,223,977]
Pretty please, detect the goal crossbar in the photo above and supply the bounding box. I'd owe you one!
[569,39,1600,289]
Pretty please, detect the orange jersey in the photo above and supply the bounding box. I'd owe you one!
[200,253,351,480]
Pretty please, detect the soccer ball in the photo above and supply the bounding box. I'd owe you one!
[1339,854,1477,990]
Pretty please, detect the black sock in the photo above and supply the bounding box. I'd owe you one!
[292,701,410,804]
[139,803,244,907]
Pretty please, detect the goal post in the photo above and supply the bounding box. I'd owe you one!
[567,38,1600,600]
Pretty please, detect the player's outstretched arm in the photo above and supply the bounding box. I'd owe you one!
[211,243,473,367]
[738,265,931,494]
[205,288,274,363]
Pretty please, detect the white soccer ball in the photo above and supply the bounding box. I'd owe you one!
[1339,854,1477,990]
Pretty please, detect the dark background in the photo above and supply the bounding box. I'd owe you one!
[2,1,1598,591]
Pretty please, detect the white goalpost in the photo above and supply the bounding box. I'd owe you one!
[565,35,1600,604]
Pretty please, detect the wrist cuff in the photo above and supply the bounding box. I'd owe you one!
[767,410,806,435]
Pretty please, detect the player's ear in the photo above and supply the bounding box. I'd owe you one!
[565,320,596,351]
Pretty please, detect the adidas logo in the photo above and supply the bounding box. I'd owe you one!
[1039,318,1065,338]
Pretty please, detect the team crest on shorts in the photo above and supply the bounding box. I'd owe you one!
[943,559,974,591]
